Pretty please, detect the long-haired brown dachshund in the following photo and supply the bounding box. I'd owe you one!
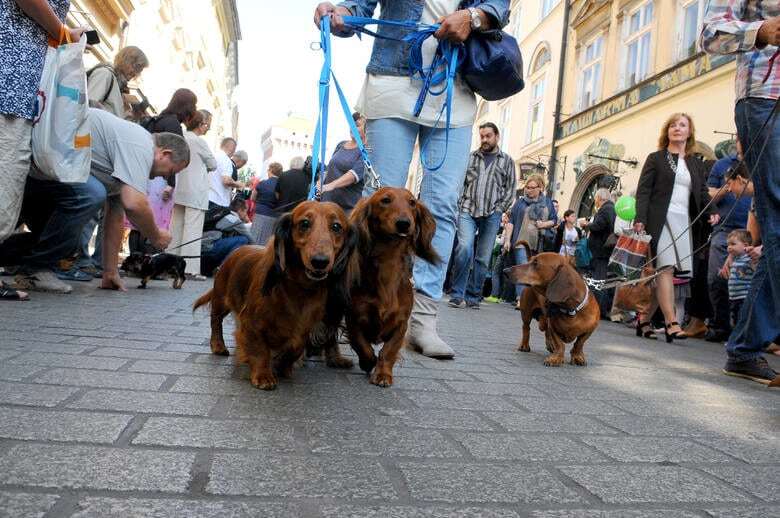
[507,252,599,366]
[342,187,438,387]
[193,201,356,390]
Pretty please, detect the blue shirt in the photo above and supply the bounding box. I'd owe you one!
[707,156,751,231]
[0,0,70,119]
[322,142,365,211]
[254,177,279,217]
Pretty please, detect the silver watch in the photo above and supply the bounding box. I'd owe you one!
[468,7,482,31]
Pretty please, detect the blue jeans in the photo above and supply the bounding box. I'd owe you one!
[0,175,106,270]
[364,118,472,300]
[449,211,502,304]
[726,98,780,361]
[201,236,250,276]
[513,246,529,299]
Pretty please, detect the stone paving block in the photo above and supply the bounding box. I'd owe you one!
[510,397,627,415]
[443,381,548,397]
[0,381,79,407]
[133,416,298,451]
[161,343,213,354]
[482,412,618,434]
[581,436,736,463]
[469,371,559,384]
[71,497,301,518]
[34,368,167,390]
[393,366,476,381]
[454,432,606,462]
[89,348,192,362]
[208,453,396,499]
[0,363,45,382]
[594,415,717,437]
[170,376,276,396]
[321,505,522,517]
[0,491,59,518]
[398,462,583,504]
[4,331,70,343]
[693,436,780,464]
[705,506,780,517]
[0,444,194,492]
[73,336,163,350]
[529,510,702,517]
[67,389,219,416]
[0,407,131,443]
[0,340,92,355]
[373,408,495,431]
[383,377,449,391]
[128,359,240,377]
[8,352,127,371]
[559,465,751,504]
[307,424,462,458]
[700,465,780,502]
[39,328,120,339]
[0,349,21,361]
[404,392,523,412]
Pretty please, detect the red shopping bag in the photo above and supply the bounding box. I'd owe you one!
[608,230,651,280]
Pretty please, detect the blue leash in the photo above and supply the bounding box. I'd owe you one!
[310,15,460,199]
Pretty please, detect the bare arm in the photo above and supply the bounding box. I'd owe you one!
[119,186,170,249]
[322,170,357,192]
[220,175,244,189]
[14,0,83,41]
[100,198,127,291]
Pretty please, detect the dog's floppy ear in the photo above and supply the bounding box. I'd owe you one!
[414,201,440,265]
[350,196,372,256]
[262,212,293,295]
[545,263,580,305]
[332,221,358,277]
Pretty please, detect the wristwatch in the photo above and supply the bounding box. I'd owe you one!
[468,7,482,31]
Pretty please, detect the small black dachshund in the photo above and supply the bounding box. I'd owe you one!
[120,252,187,289]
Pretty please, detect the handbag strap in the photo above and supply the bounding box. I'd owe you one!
[663,221,683,271]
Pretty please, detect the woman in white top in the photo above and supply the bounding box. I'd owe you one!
[168,110,217,278]
[634,114,717,342]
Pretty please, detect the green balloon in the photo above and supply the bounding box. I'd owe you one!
[615,195,636,221]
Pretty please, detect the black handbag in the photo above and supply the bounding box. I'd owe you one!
[458,1,524,100]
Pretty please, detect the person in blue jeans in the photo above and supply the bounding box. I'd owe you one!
[201,198,252,277]
[702,2,780,383]
[314,0,511,359]
[449,122,516,310]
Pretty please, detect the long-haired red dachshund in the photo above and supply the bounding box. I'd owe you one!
[193,201,356,390]
[339,187,439,387]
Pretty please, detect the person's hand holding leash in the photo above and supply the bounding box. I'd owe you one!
[314,2,351,33]
[152,229,172,251]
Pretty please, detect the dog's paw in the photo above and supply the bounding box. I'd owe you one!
[326,355,354,369]
[251,373,278,390]
[369,370,393,387]
[543,354,564,367]
[358,356,377,374]
[516,343,531,352]
[570,354,587,366]
[210,341,229,356]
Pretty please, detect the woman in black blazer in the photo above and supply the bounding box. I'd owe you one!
[634,113,718,342]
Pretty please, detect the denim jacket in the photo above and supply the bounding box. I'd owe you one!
[338,0,511,76]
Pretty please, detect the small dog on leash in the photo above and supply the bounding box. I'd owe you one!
[120,252,187,289]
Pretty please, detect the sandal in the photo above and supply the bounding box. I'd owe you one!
[665,321,687,343]
[636,321,657,339]
[0,281,29,301]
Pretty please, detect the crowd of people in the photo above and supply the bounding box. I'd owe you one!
[1,0,777,384]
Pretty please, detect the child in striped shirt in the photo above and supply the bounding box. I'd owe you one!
[722,229,755,327]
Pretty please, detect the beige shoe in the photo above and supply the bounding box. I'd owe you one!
[407,292,454,359]
[15,269,72,294]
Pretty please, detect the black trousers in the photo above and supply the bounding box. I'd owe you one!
[591,257,614,319]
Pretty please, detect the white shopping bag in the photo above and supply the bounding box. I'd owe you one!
[31,30,91,183]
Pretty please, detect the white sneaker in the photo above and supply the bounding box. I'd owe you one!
[15,269,73,294]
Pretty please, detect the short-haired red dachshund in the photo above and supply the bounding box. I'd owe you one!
[193,201,356,390]
[337,187,439,387]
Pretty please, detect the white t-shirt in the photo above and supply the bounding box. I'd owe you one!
[209,150,234,207]
[355,0,477,128]
[175,131,216,210]
[88,107,153,195]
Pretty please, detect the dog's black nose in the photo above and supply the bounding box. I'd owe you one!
[395,218,411,233]
[310,255,330,271]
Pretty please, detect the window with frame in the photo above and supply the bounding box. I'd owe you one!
[527,77,546,143]
[622,1,654,88]
[499,101,512,150]
[512,5,523,40]
[578,35,603,110]
[541,0,560,19]
[678,0,705,60]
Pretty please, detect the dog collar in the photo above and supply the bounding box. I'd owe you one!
[549,285,590,317]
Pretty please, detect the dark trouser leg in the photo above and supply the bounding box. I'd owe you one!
[688,254,712,320]
[708,231,731,333]
[449,212,476,301]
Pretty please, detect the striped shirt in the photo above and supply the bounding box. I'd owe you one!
[728,253,754,300]
[459,149,516,218]
[701,1,780,101]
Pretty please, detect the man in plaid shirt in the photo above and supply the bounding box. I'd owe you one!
[701,1,780,384]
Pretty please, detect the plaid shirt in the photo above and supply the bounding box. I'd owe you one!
[701,0,780,101]
[459,149,516,218]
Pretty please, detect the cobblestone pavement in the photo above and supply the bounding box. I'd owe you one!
[0,278,778,517]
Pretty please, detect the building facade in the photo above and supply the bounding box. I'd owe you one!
[66,0,241,146]
[553,0,737,217]
[260,113,315,175]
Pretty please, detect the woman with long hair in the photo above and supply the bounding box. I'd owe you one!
[634,113,717,342]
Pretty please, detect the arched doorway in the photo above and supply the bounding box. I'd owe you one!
[569,164,612,219]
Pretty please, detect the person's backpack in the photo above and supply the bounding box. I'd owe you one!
[86,64,116,104]
[575,236,592,269]
[203,206,232,232]
[139,115,160,133]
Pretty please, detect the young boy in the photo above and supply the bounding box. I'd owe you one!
[721,229,755,327]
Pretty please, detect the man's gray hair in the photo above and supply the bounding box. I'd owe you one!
[595,188,612,203]
[154,132,190,165]
[289,156,304,169]
[233,150,248,162]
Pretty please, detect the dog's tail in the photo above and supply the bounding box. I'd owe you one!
[513,239,533,258]
[192,290,213,312]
